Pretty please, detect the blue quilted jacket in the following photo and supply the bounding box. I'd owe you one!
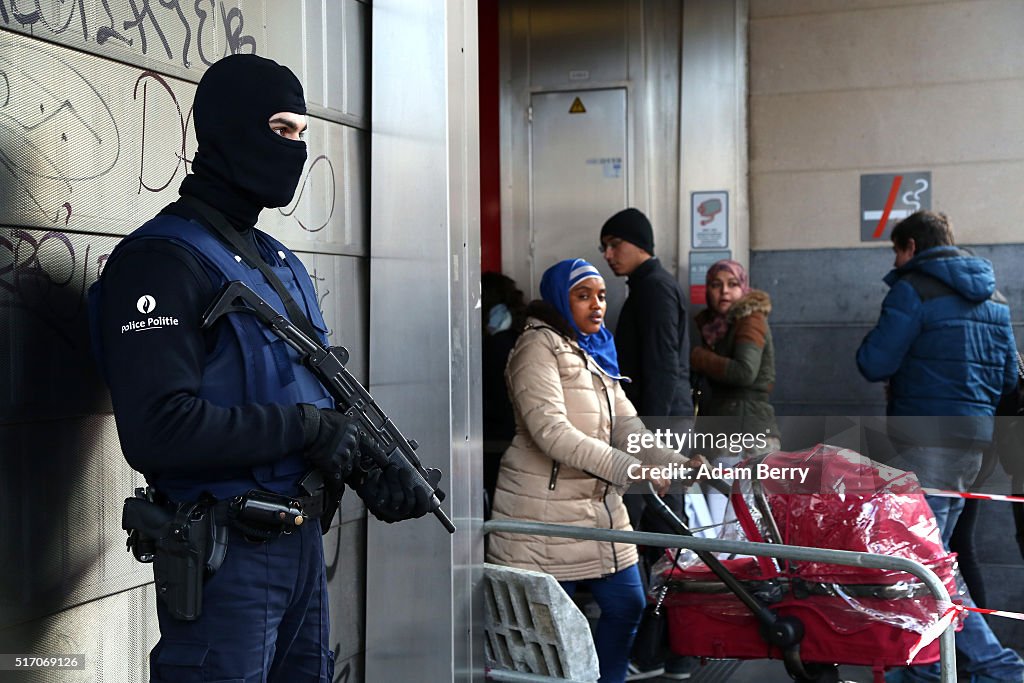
[856,246,1018,445]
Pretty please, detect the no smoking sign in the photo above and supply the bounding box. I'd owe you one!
[860,172,931,241]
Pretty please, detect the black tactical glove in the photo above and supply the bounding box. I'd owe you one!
[356,461,432,523]
[298,404,362,487]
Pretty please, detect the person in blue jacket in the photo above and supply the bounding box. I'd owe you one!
[89,54,430,682]
[856,210,1023,683]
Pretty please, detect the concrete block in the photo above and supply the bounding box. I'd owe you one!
[483,563,600,683]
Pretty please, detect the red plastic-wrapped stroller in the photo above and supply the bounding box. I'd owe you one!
[651,444,962,683]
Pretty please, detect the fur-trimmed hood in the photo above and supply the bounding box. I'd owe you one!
[727,289,772,321]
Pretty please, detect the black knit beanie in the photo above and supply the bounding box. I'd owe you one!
[600,208,654,255]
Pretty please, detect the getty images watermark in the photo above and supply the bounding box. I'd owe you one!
[624,428,810,484]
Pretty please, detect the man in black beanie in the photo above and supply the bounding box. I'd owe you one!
[600,207,692,417]
[601,207,695,681]
[89,54,430,681]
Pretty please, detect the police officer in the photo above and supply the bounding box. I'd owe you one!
[89,54,430,682]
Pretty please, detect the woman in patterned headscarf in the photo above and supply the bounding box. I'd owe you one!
[691,260,781,523]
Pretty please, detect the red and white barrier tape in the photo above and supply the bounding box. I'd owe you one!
[956,604,1024,622]
[907,602,1024,664]
[921,488,1024,504]
[900,487,1024,662]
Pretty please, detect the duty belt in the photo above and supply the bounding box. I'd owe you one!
[215,488,328,541]
[144,485,328,542]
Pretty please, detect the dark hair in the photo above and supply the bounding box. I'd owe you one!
[481,272,527,333]
[524,300,576,341]
[890,211,954,253]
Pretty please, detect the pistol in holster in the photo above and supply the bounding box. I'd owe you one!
[122,488,228,622]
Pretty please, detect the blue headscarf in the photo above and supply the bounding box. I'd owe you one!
[540,259,626,380]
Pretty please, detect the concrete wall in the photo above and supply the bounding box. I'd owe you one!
[750,0,1024,251]
[749,0,1024,649]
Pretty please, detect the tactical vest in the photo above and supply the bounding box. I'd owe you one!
[88,214,333,501]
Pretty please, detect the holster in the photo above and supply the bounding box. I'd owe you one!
[154,503,207,620]
[122,490,229,622]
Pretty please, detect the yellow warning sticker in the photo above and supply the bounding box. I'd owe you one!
[569,97,586,114]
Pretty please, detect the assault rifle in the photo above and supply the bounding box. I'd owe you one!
[202,281,456,534]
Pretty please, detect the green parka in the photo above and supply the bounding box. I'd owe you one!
[691,289,779,439]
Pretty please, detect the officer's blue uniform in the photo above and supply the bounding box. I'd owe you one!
[89,208,337,682]
[93,213,333,501]
[88,53,380,683]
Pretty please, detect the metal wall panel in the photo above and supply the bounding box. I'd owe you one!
[0,584,160,683]
[2,0,368,125]
[529,88,628,326]
[323,515,368,683]
[2,1,371,678]
[0,416,148,627]
[367,1,482,681]
[527,0,629,89]
[0,229,119,419]
[678,0,749,270]
[1,31,368,253]
[299,253,370,384]
[502,0,733,311]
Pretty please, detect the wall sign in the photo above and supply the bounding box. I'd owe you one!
[691,191,728,249]
[860,172,931,241]
[689,250,732,306]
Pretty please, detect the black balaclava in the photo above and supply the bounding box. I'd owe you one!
[180,54,307,229]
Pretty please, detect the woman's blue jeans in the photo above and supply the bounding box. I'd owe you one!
[560,563,645,683]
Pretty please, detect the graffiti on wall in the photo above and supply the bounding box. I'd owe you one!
[2,41,341,234]
[0,229,110,346]
[281,155,337,233]
[2,26,346,368]
[134,70,339,232]
[1,10,360,675]
[0,42,120,226]
[134,69,192,194]
[0,0,256,68]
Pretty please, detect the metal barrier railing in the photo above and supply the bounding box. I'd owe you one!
[486,670,591,683]
[483,519,957,683]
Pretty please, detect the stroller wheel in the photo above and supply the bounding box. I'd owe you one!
[790,662,840,683]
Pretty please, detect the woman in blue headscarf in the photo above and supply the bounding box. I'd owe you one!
[487,259,699,683]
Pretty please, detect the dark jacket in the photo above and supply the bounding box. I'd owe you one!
[483,328,519,447]
[614,257,693,417]
[88,206,330,501]
[692,290,778,437]
[856,246,1018,445]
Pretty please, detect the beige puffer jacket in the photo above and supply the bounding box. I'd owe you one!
[486,317,687,581]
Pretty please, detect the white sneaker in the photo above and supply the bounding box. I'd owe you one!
[625,662,666,681]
